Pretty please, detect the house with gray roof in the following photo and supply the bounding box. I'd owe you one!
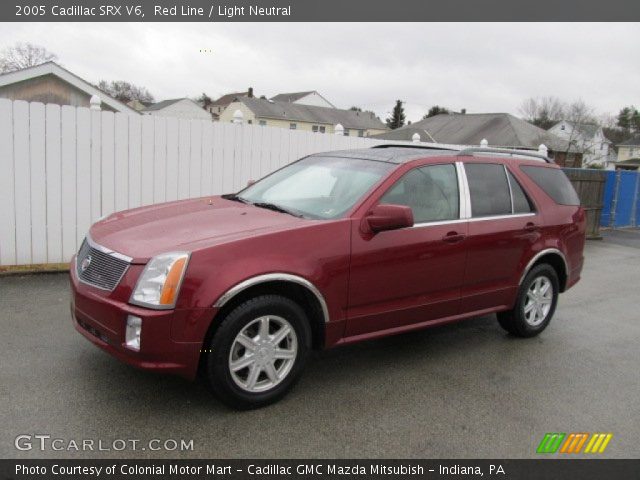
[270,91,335,108]
[220,96,387,137]
[615,135,640,170]
[142,98,212,121]
[548,120,614,168]
[372,113,582,167]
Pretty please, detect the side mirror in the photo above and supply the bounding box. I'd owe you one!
[365,204,414,233]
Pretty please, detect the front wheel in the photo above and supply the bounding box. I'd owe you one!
[204,295,311,409]
[497,264,559,337]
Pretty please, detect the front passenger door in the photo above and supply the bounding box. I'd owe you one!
[346,163,468,337]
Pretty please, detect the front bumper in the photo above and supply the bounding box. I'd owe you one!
[70,258,205,380]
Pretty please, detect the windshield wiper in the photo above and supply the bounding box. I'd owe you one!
[252,202,304,218]
[222,193,249,204]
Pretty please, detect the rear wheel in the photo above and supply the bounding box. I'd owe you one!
[204,295,311,409]
[497,264,559,337]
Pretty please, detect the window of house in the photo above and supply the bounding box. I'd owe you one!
[380,164,459,224]
[358,130,364,137]
[289,123,297,130]
[465,163,512,217]
[247,120,252,124]
[560,124,565,131]
[343,128,350,136]
[259,120,267,126]
[319,126,326,133]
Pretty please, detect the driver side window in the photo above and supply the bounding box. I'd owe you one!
[380,164,459,224]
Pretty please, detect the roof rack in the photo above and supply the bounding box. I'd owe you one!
[371,144,458,151]
[457,147,553,163]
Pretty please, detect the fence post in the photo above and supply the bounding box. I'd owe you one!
[334,123,344,136]
[89,95,101,111]
[480,138,488,148]
[412,133,420,143]
[631,171,640,228]
[610,170,621,228]
[232,109,244,124]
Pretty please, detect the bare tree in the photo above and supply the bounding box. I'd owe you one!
[518,96,565,129]
[97,80,154,104]
[560,100,601,167]
[0,42,58,73]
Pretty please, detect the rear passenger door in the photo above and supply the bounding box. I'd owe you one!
[459,162,539,313]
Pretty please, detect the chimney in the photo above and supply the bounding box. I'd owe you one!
[248,87,254,98]
[460,108,466,114]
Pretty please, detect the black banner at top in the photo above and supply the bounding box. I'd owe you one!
[2,0,640,22]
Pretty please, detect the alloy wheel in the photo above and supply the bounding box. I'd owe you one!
[228,315,298,393]
[524,276,553,326]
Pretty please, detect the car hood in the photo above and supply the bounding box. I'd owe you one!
[89,196,308,263]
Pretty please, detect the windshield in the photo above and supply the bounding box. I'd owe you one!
[237,156,394,220]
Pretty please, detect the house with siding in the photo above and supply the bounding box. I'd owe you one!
[0,61,139,114]
[548,121,614,168]
[615,135,640,170]
[270,91,335,108]
[219,96,387,137]
[142,98,212,121]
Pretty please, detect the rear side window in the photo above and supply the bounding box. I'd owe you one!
[507,170,534,213]
[465,163,511,217]
[520,166,580,206]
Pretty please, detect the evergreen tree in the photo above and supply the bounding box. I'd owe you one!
[386,100,406,129]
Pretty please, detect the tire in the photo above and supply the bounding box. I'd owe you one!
[204,294,311,409]
[497,264,559,338]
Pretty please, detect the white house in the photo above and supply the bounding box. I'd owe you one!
[142,98,212,121]
[548,121,614,168]
[270,91,336,108]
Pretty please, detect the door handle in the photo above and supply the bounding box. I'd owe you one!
[524,222,539,232]
[442,231,466,243]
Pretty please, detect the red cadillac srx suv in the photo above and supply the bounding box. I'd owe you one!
[71,146,585,408]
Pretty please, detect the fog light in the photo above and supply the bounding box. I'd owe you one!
[125,315,142,351]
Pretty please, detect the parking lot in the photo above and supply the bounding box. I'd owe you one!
[1,231,639,459]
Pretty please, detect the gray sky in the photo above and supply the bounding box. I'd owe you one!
[1,22,638,122]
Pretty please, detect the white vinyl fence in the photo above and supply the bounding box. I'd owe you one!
[1,99,418,267]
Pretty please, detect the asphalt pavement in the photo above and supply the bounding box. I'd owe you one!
[1,233,639,458]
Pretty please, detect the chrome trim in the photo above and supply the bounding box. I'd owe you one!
[411,212,536,229]
[129,252,191,310]
[455,161,471,219]
[519,248,569,286]
[214,273,330,323]
[86,233,133,263]
[76,237,131,292]
[457,147,552,163]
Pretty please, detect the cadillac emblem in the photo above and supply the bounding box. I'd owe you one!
[81,255,92,272]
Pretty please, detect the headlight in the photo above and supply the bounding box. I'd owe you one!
[130,252,190,309]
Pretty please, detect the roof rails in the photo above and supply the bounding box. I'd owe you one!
[372,144,458,151]
[456,147,553,163]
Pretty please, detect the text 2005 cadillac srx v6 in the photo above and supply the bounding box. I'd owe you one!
[71,146,585,409]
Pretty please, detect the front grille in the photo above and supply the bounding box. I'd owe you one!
[76,239,130,291]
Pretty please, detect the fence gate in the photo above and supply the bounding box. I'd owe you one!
[562,168,607,238]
